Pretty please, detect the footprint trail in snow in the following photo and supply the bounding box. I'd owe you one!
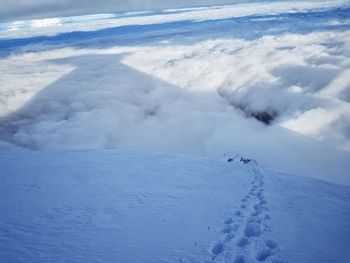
[210,158,280,263]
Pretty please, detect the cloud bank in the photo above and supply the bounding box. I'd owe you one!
[2,0,346,22]
[1,3,350,184]
[0,0,247,22]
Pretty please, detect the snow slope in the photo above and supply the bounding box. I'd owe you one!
[0,150,349,263]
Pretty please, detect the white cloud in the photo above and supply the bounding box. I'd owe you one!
[31,18,61,28]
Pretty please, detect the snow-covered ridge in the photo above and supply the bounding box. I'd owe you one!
[1,0,349,39]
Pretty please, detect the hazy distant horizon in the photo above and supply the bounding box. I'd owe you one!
[0,0,330,22]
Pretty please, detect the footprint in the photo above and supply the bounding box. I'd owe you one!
[235,210,243,216]
[221,224,233,234]
[257,190,264,196]
[250,210,260,217]
[265,239,277,249]
[233,255,246,263]
[259,199,267,205]
[264,214,271,220]
[247,217,262,224]
[236,237,249,247]
[257,196,264,203]
[244,223,261,238]
[211,241,224,257]
[225,232,235,241]
[255,248,271,261]
[224,217,233,224]
[253,203,263,213]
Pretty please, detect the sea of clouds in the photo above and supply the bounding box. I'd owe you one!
[0,0,345,22]
[1,1,350,184]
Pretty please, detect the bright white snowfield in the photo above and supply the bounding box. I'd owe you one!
[1,151,350,263]
[1,0,350,262]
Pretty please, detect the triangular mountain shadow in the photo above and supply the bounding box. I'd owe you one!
[0,53,193,149]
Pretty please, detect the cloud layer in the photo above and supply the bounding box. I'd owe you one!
[2,0,345,22]
[1,3,350,184]
[0,0,247,22]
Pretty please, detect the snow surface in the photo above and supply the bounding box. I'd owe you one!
[0,150,349,262]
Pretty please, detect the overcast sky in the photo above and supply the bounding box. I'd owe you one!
[0,0,253,22]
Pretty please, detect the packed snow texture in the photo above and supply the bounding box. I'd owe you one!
[1,1,350,185]
[0,150,349,262]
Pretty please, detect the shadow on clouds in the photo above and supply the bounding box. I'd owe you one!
[1,52,350,184]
